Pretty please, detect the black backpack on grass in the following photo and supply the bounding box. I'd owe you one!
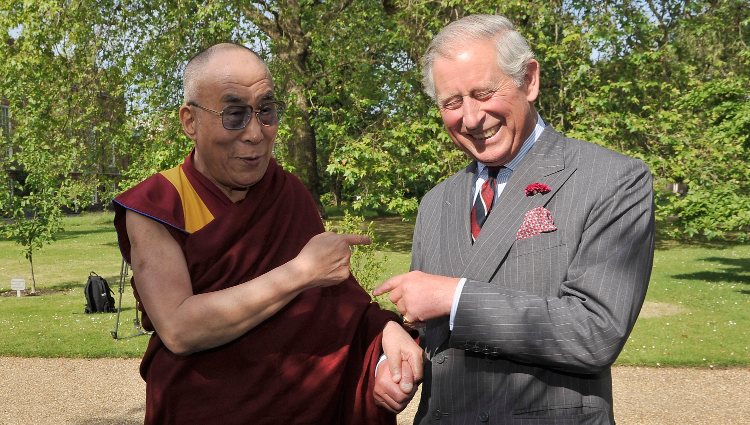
[84,271,116,314]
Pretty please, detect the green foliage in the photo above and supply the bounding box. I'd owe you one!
[566,0,750,240]
[325,210,390,306]
[2,0,748,243]
[0,186,63,292]
[0,0,131,207]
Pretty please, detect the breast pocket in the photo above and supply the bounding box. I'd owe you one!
[495,232,568,297]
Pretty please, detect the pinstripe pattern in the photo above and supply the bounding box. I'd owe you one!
[412,127,655,424]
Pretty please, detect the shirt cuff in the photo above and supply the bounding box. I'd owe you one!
[449,278,467,331]
[375,353,388,376]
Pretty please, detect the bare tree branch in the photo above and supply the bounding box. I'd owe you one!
[242,1,281,40]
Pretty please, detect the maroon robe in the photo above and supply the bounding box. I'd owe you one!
[113,152,397,425]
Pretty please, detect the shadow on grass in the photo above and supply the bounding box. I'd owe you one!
[655,232,749,250]
[55,226,116,240]
[371,216,415,253]
[49,280,86,291]
[49,276,120,290]
[671,257,750,290]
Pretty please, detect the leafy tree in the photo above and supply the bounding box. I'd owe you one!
[568,0,750,239]
[0,0,132,286]
[2,0,748,247]
[0,183,63,294]
[0,0,130,208]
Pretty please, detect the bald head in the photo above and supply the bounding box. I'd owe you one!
[183,43,270,103]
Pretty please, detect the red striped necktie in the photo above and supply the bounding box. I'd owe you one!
[471,166,502,242]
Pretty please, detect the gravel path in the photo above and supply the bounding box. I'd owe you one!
[1,357,747,424]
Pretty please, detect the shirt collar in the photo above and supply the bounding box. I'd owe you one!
[477,113,546,176]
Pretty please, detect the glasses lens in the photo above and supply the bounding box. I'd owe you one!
[223,106,252,129]
[257,102,281,126]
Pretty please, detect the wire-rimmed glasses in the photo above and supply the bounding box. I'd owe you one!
[187,101,285,129]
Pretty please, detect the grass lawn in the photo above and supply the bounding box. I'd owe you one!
[1,211,748,366]
[0,212,147,357]
[616,240,749,367]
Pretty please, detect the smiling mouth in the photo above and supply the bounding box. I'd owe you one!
[466,124,501,141]
[237,154,262,162]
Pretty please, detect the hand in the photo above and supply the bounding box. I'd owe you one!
[374,321,423,413]
[374,360,418,413]
[373,271,459,323]
[292,232,371,289]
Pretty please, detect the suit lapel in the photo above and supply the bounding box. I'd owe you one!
[439,162,476,276]
[425,163,475,353]
[462,128,576,282]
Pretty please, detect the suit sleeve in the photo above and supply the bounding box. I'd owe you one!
[449,158,655,374]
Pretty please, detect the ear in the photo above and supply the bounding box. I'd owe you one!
[179,104,197,140]
[523,59,540,103]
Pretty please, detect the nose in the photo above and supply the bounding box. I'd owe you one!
[241,115,264,145]
[460,97,484,130]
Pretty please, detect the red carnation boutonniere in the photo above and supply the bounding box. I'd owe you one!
[525,182,551,196]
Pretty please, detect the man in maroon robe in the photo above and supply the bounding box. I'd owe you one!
[113,43,421,425]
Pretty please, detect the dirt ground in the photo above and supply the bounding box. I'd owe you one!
[0,357,748,424]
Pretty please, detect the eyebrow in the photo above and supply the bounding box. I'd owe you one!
[220,94,244,104]
[437,94,462,107]
[437,84,501,105]
[220,92,275,105]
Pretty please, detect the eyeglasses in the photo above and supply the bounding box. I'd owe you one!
[187,100,285,129]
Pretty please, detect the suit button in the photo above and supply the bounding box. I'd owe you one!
[432,410,442,420]
[435,354,446,364]
[479,412,489,422]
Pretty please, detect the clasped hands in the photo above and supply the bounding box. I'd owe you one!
[372,271,460,412]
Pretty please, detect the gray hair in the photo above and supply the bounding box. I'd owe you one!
[421,15,535,101]
[183,43,269,103]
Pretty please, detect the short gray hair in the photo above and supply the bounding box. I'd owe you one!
[421,15,535,101]
[183,43,269,103]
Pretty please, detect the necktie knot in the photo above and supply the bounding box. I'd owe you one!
[487,166,502,179]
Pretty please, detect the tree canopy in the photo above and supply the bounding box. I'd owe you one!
[1,0,748,241]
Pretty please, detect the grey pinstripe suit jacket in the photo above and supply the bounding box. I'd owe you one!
[411,127,655,425]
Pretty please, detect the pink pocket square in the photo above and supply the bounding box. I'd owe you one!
[516,207,557,240]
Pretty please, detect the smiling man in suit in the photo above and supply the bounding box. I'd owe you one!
[374,14,655,424]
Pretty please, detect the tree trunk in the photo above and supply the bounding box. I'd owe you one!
[28,251,37,294]
[242,0,357,216]
[287,81,321,212]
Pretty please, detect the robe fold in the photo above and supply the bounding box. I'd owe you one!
[113,152,397,425]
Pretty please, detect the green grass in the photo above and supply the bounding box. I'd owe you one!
[0,212,148,357]
[615,240,750,367]
[1,211,748,367]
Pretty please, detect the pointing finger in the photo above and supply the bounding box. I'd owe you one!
[372,276,398,296]
[340,234,372,246]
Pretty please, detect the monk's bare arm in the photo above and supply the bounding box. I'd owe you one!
[126,210,369,355]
